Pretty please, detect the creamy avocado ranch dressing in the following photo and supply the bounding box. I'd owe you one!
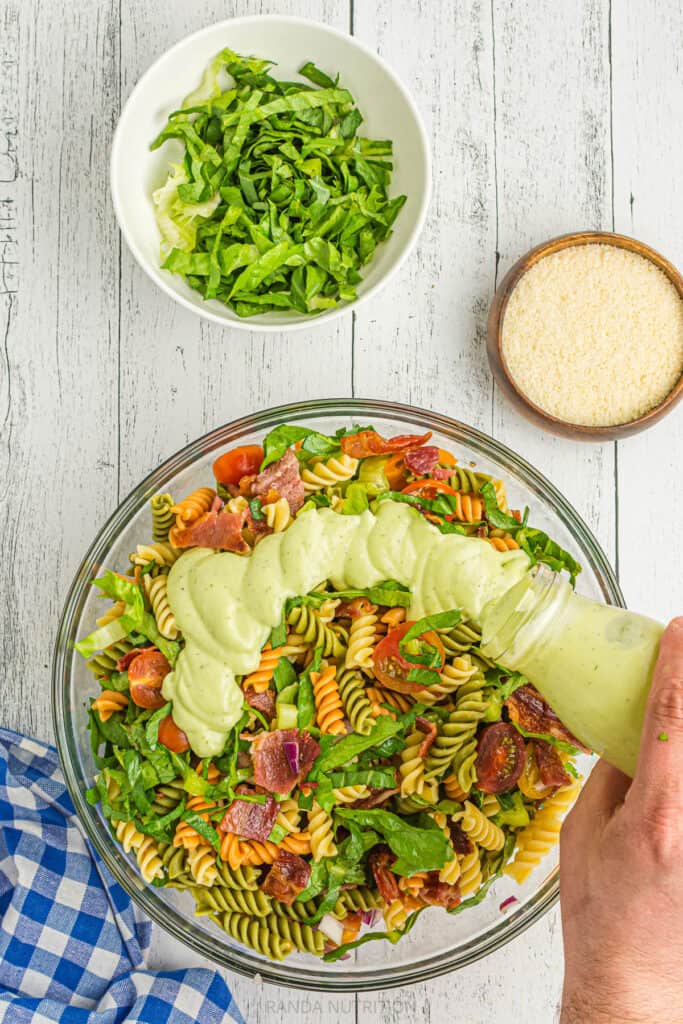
[163,501,530,757]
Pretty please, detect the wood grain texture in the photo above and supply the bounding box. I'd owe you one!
[3,0,683,1021]
[490,0,616,566]
[353,0,496,430]
[0,0,120,740]
[611,0,683,621]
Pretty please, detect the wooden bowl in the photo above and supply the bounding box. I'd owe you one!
[487,231,683,440]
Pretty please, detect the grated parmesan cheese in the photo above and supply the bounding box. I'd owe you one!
[501,244,683,427]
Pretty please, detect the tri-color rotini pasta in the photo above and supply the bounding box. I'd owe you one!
[78,421,586,962]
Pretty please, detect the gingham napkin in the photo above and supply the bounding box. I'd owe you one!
[0,727,243,1024]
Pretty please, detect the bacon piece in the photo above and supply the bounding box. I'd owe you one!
[219,793,279,842]
[449,821,473,856]
[252,449,304,514]
[335,597,375,619]
[116,646,153,672]
[244,687,276,722]
[171,509,248,552]
[350,786,399,809]
[415,716,438,759]
[251,728,320,795]
[245,503,271,537]
[533,740,572,789]
[505,684,588,752]
[340,430,432,459]
[416,872,462,910]
[260,849,311,905]
[369,847,400,905]
[403,446,440,477]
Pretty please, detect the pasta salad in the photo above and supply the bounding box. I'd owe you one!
[78,422,586,962]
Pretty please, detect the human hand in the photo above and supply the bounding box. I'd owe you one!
[559,617,683,1024]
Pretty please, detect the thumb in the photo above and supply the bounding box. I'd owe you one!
[630,616,683,813]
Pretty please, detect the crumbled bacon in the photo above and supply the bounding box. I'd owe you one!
[171,509,248,552]
[533,740,572,789]
[260,850,311,905]
[449,821,473,856]
[219,793,279,842]
[340,430,432,459]
[350,786,399,809]
[403,446,440,476]
[415,716,438,759]
[335,597,376,619]
[244,687,276,721]
[252,449,304,514]
[251,729,320,795]
[369,847,400,905]
[416,872,461,910]
[505,684,588,751]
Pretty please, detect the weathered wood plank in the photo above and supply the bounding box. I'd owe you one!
[491,0,616,566]
[352,0,496,431]
[612,0,683,621]
[0,0,120,742]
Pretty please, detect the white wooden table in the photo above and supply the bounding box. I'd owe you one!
[2,0,682,1020]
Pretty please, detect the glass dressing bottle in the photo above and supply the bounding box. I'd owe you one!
[480,565,664,777]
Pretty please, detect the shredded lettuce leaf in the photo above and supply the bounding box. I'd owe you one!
[150,52,406,317]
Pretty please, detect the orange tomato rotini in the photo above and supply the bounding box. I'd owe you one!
[219,831,279,868]
[92,690,128,721]
[242,643,285,693]
[486,534,520,552]
[366,686,412,715]
[398,872,428,898]
[451,492,485,523]
[442,772,468,802]
[173,794,217,850]
[279,831,312,856]
[171,487,216,525]
[311,665,346,735]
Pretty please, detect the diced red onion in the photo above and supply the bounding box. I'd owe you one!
[499,896,519,913]
[361,909,378,927]
[282,740,300,776]
[318,913,345,945]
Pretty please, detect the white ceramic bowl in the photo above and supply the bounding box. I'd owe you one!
[111,16,432,332]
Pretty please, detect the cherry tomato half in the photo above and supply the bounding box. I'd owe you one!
[157,713,190,753]
[437,448,457,468]
[128,649,170,709]
[213,445,264,486]
[384,453,408,490]
[475,722,526,793]
[373,621,445,694]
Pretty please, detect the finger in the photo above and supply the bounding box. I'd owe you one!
[631,617,683,810]
[569,758,630,821]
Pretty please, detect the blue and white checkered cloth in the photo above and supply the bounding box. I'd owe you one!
[0,727,244,1024]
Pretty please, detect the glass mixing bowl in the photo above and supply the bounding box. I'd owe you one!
[53,399,621,991]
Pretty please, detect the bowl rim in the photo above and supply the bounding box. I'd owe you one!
[487,230,683,440]
[52,397,623,990]
[110,14,433,333]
